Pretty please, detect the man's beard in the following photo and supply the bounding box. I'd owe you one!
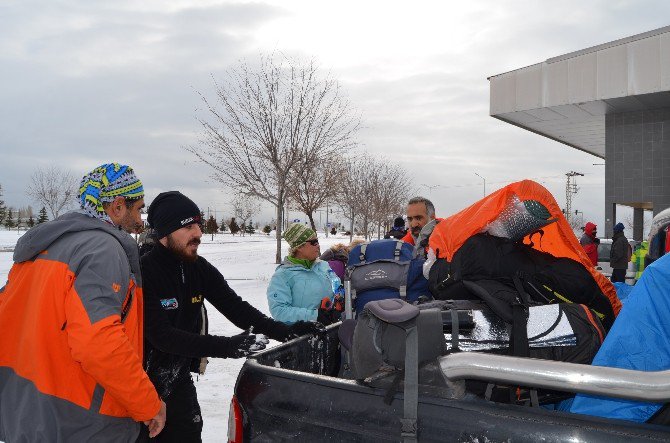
[166,235,201,262]
[119,213,144,234]
[411,226,422,238]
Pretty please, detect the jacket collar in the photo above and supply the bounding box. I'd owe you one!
[281,256,322,270]
[150,241,186,269]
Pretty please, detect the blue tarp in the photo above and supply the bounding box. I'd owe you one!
[569,252,670,422]
[613,282,635,303]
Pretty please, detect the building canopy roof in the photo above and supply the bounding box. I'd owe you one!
[489,26,670,158]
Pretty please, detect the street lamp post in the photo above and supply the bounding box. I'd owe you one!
[474,173,486,197]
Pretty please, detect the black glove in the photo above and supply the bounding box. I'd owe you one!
[264,320,326,342]
[220,331,269,358]
[317,306,340,326]
[288,320,326,338]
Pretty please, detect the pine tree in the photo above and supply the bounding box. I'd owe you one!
[16,215,22,230]
[4,208,15,229]
[229,217,240,235]
[37,206,49,224]
[27,215,35,228]
[262,225,272,235]
[219,218,228,232]
[245,220,255,235]
[205,215,219,236]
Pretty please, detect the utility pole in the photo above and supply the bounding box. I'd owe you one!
[565,171,584,226]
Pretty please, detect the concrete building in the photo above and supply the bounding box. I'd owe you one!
[489,26,670,240]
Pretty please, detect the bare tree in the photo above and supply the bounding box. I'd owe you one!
[26,166,77,219]
[336,155,411,241]
[232,194,260,237]
[186,54,360,263]
[0,184,6,225]
[369,162,411,238]
[288,155,346,231]
[18,206,34,220]
[336,156,368,243]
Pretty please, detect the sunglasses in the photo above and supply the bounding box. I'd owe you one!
[305,239,319,246]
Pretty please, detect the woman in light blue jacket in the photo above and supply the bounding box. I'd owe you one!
[267,223,340,324]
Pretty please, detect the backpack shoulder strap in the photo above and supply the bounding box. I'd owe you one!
[359,243,368,263]
[401,324,419,442]
[394,240,403,261]
[358,243,368,264]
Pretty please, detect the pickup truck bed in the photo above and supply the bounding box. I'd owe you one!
[232,325,670,442]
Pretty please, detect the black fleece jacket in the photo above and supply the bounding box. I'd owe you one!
[141,242,289,397]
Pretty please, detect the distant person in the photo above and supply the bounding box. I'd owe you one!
[320,239,366,280]
[610,222,631,283]
[580,222,600,266]
[0,163,166,442]
[633,241,649,280]
[320,243,349,280]
[384,216,407,239]
[268,223,341,325]
[402,196,440,258]
[142,192,320,442]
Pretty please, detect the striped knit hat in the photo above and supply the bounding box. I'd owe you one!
[282,223,316,251]
[79,163,144,223]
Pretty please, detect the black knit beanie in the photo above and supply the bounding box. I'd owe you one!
[148,191,201,238]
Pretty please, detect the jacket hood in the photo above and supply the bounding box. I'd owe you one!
[13,211,139,266]
[320,248,348,263]
[584,222,597,236]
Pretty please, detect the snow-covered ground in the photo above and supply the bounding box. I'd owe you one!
[0,228,353,441]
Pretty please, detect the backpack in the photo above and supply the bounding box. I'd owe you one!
[429,233,616,330]
[428,180,621,319]
[346,239,431,315]
[439,287,606,406]
[347,299,445,441]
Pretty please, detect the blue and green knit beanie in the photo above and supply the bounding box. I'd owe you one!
[79,163,144,222]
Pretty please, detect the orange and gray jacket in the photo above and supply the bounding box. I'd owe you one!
[0,211,161,442]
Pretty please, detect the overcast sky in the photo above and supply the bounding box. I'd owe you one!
[1,1,669,231]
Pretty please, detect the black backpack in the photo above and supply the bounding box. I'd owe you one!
[429,233,616,330]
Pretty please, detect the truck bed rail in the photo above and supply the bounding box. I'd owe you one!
[440,352,670,402]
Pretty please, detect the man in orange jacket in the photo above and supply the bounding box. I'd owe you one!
[0,163,166,442]
[402,197,437,245]
[402,196,441,258]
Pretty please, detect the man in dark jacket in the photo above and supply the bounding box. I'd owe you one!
[384,216,407,239]
[141,191,321,442]
[610,222,630,283]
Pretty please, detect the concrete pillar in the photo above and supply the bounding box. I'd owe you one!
[633,208,644,241]
[604,109,670,237]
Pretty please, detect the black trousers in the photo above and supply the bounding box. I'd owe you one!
[611,268,626,283]
[141,376,203,443]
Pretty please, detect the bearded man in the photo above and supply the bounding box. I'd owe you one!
[141,191,320,442]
